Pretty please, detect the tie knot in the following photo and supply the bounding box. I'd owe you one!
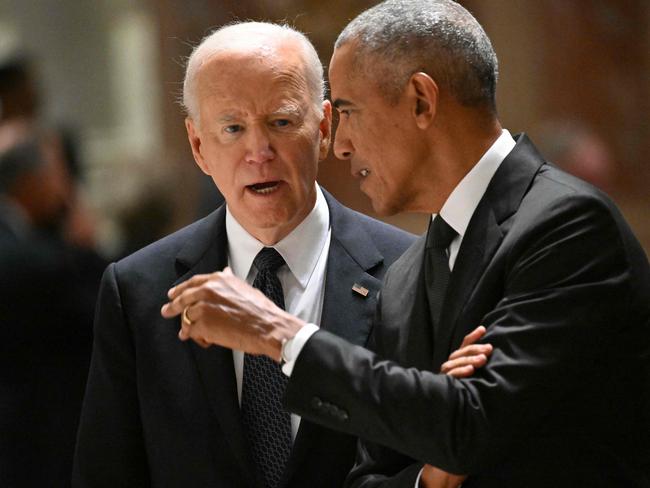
[427,216,457,250]
[253,247,285,273]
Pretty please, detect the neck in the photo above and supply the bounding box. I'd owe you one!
[411,107,502,214]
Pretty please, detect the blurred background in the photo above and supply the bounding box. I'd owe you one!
[1,0,649,256]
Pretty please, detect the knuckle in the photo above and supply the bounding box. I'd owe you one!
[193,302,207,319]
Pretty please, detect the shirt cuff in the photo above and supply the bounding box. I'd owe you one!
[281,323,319,376]
[415,467,423,488]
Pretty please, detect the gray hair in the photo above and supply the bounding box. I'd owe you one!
[336,0,498,111]
[182,22,325,122]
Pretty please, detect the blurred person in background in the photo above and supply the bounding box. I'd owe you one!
[0,122,104,487]
[0,55,105,255]
[534,119,616,194]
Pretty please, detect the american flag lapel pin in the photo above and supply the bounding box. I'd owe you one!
[352,283,369,297]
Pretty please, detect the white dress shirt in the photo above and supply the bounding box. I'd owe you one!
[226,184,331,441]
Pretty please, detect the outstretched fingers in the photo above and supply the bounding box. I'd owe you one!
[441,325,493,378]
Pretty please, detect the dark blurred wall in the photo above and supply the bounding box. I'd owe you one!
[151,0,650,250]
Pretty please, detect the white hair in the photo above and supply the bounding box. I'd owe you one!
[182,22,325,122]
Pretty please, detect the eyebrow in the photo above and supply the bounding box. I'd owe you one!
[332,98,354,109]
[217,114,239,123]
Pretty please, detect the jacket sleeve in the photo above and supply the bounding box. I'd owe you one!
[72,263,151,487]
[285,192,649,480]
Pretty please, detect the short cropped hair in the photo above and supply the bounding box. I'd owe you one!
[182,22,325,122]
[336,0,498,111]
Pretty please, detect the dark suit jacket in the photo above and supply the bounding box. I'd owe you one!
[284,136,650,487]
[72,189,414,488]
[1,215,103,488]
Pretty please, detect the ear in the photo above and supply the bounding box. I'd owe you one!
[185,117,210,175]
[408,72,438,129]
[318,100,333,160]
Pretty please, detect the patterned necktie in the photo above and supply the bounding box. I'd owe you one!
[425,216,457,327]
[241,247,292,488]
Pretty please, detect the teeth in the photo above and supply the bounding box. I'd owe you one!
[360,169,369,177]
[251,183,279,194]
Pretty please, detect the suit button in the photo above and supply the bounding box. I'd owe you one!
[339,410,349,421]
[311,396,323,410]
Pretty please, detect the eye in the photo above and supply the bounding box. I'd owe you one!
[224,124,242,134]
[272,119,291,128]
[338,109,351,119]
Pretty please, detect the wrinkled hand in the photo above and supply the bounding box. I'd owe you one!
[160,267,305,361]
[420,465,466,488]
[440,325,492,378]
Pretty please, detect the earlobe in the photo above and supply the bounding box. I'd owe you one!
[409,72,438,129]
[185,118,210,175]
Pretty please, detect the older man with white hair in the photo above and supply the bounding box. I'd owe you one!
[72,21,421,488]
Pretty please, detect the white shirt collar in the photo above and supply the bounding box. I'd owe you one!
[438,129,516,238]
[226,184,330,289]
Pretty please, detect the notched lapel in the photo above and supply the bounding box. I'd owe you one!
[173,207,257,487]
[319,238,382,346]
[388,237,435,369]
[318,189,385,347]
[432,134,544,368]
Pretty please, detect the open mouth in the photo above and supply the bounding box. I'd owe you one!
[247,181,281,194]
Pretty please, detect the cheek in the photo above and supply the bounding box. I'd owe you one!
[201,152,240,193]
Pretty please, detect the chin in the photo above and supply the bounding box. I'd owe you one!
[366,191,397,216]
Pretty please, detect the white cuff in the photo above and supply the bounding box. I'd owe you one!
[281,323,319,376]
[415,467,423,488]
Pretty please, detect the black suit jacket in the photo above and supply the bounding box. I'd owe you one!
[73,189,414,488]
[284,136,650,487]
[1,215,103,488]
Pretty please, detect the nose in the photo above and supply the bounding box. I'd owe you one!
[244,126,275,164]
[333,118,354,160]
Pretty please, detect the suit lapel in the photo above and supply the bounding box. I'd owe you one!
[403,238,436,369]
[282,189,384,485]
[173,206,257,488]
[432,134,545,368]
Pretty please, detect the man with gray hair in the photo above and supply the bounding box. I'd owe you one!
[74,21,423,487]
[163,1,650,487]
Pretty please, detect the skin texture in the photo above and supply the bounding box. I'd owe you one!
[185,39,331,246]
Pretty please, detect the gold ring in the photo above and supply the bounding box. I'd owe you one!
[182,306,194,326]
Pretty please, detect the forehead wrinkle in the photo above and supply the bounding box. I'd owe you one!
[195,41,317,126]
[271,62,309,94]
[272,100,303,116]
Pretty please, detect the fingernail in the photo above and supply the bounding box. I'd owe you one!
[167,287,175,298]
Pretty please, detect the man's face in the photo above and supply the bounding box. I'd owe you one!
[186,45,331,244]
[329,43,425,216]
